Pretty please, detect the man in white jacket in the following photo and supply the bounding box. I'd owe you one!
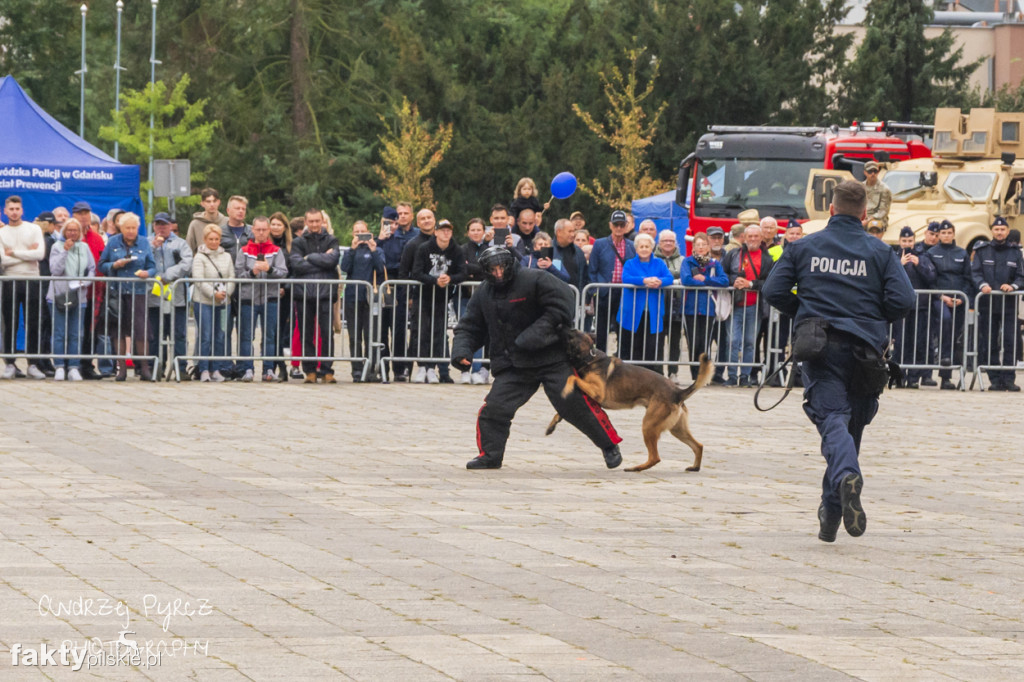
[0,195,46,379]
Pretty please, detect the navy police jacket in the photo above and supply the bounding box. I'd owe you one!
[971,239,1024,293]
[926,242,973,297]
[892,245,937,307]
[762,214,915,351]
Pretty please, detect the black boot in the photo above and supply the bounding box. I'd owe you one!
[818,502,841,543]
[603,445,622,469]
[466,454,502,470]
[840,473,866,537]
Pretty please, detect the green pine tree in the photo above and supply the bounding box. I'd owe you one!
[839,0,978,122]
[99,75,219,218]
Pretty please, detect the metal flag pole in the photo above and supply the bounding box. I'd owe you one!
[114,0,125,160]
[77,4,88,138]
[148,0,160,219]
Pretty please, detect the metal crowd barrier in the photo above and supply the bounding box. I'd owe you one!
[970,290,1023,391]
[888,289,972,390]
[580,282,764,383]
[375,279,580,384]
[169,277,373,382]
[6,271,1019,392]
[375,279,486,383]
[1,274,161,380]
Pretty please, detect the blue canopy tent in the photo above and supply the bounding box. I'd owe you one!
[630,190,689,244]
[0,75,144,228]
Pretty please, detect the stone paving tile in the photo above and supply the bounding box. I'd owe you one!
[0,381,1022,680]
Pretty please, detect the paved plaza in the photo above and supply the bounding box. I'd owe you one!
[0,377,1022,680]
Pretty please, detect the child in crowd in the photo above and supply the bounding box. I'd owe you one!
[510,177,550,225]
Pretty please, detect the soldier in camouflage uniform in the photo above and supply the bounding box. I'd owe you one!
[861,161,892,230]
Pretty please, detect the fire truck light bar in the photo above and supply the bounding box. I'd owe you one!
[708,125,825,136]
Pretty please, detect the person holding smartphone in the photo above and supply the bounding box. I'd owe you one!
[890,226,936,388]
[486,204,525,259]
[340,221,385,382]
[521,232,569,283]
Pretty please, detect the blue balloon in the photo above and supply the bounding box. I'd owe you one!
[550,172,578,200]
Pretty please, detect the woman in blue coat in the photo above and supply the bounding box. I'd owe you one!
[679,232,729,379]
[617,233,673,369]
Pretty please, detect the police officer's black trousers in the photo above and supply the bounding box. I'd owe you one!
[801,335,879,514]
[937,301,967,380]
[477,362,621,461]
[893,305,931,381]
[979,302,1019,387]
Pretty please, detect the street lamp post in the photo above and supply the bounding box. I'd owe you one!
[77,4,88,138]
[114,0,125,160]
[148,0,160,218]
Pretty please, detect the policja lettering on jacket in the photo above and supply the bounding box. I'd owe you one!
[809,257,867,277]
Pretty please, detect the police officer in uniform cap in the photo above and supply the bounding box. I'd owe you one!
[763,180,915,543]
[914,221,943,385]
[927,220,973,390]
[452,246,624,470]
[971,217,1024,391]
[892,226,936,387]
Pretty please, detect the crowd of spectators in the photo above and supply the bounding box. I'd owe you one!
[1,179,1022,389]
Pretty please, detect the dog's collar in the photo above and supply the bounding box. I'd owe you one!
[571,346,602,371]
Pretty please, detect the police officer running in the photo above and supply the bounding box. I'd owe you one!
[971,217,1024,392]
[451,246,624,470]
[763,181,915,542]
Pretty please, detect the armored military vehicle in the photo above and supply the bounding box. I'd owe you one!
[803,108,1024,251]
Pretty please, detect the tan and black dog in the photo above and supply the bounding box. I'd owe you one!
[546,328,713,472]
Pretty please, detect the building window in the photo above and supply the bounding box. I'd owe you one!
[1001,121,1019,143]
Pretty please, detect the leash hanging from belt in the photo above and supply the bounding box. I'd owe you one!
[753,353,798,412]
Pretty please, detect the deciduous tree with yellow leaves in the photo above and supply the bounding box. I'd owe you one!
[573,50,671,210]
[375,97,453,210]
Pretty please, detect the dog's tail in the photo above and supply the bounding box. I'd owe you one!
[674,353,714,404]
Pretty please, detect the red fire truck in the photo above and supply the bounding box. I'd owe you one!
[675,122,932,238]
